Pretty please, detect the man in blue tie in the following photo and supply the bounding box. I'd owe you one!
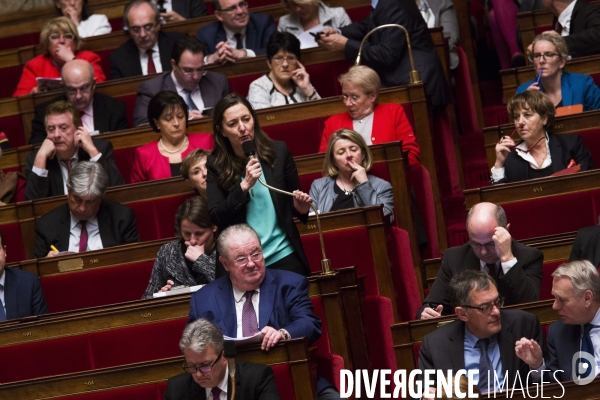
[515,260,600,383]
[418,270,542,395]
[0,230,48,321]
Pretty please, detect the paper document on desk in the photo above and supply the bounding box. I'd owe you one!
[223,332,263,345]
[152,284,204,298]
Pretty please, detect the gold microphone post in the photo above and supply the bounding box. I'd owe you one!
[354,24,421,85]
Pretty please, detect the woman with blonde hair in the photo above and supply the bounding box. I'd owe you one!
[13,17,106,96]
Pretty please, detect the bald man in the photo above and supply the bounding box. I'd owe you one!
[417,202,543,319]
[30,59,129,145]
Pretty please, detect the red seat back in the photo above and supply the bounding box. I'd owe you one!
[263,117,327,157]
[0,221,26,262]
[114,93,138,128]
[407,163,440,258]
[574,128,600,166]
[271,364,297,400]
[0,33,38,52]
[113,146,138,184]
[0,113,26,147]
[346,5,372,22]
[128,193,193,241]
[386,227,420,321]
[229,73,262,98]
[364,295,396,370]
[54,383,164,400]
[309,296,332,358]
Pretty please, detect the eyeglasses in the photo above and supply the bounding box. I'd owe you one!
[271,55,298,64]
[341,94,361,104]
[65,82,94,95]
[468,240,495,251]
[234,250,263,267]
[183,352,222,374]
[461,297,504,315]
[178,66,206,77]
[530,52,560,62]
[218,1,248,13]
[49,33,75,41]
[129,23,156,34]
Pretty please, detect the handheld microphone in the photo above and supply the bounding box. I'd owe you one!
[242,140,256,160]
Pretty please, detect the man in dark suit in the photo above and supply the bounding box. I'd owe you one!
[165,318,280,400]
[544,0,600,58]
[570,225,600,267]
[158,0,208,23]
[30,59,129,145]
[316,0,451,109]
[133,36,230,126]
[188,224,340,400]
[110,0,186,79]
[418,202,543,319]
[25,101,124,201]
[196,0,276,65]
[0,230,48,320]
[419,270,543,395]
[514,260,600,383]
[31,161,139,259]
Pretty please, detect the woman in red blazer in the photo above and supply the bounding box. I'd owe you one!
[131,91,214,183]
[13,17,106,97]
[319,66,420,167]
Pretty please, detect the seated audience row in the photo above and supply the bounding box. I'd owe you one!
[55,0,112,38]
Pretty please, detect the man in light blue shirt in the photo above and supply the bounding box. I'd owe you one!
[418,270,542,396]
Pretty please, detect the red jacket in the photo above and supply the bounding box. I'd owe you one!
[13,51,106,97]
[130,133,214,183]
[319,103,420,167]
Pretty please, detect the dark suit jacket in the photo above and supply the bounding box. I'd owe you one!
[195,13,276,56]
[418,309,543,388]
[563,0,600,58]
[109,31,186,79]
[30,93,129,145]
[3,267,49,319]
[340,0,451,107]
[24,138,125,201]
[417,240,544,318]
[132,70,230,126]
[172,0,208,19]
[164,362,280,400]
[546,317,588,382]
[569,225,600,267]
[31,199,140,259]
[496,133,595,184]
[207,141,310,276]
[189,269,321,343]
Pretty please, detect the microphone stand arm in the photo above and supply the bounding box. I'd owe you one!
[257,177,334,275]
[354,24,421,84]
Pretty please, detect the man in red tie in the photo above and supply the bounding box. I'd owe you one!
[110,0,185,79]
[31,161,139,259]
[164,318,280,400]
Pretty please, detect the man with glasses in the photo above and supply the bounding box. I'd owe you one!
[417,202,543,319]
[133,36,229,126]
[419,270,543,395]
[195,0,276,65]
[189,224,341,400]
[110,0,185,79]
[30,60,129,145]
[165,318,280,399]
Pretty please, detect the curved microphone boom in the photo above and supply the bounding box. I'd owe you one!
[242,141,333,275]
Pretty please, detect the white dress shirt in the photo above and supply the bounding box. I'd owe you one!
[205,364,229,400]
[558,0,576,36]
[232,284,260,338]
[0,270,6,316]
[139,42,163,75]
[68,214,102,253]
[479,258,518,277]
[32,151,103,195]
[171,71,205,111]
[80,102,95,133]
[490,133,552,182]
[223,26,256,57]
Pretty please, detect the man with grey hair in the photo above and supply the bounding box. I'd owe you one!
[419,270,542,394]
[165,318,280,399]
[417,202,543,319]
[29,59,129,145]
[515,260,600,382]
[25,100,125,201]
[31,162,139,259]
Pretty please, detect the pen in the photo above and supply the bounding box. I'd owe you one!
[50,245,59,252]
[535,68,544,85]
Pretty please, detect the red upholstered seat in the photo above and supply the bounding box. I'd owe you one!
[0,113,26,148]
[94,49,112,81]
[386,227,420,321]
[413,342,422,368]
[114,93,137,128]
[364,296,396,370]
[407,163,440,258]
[128,193,193,242]
[229,73,262,98]
[108,18,123,32]
[263,117,327,157]
[305,60,352,98]
[0,221,26,262]
[346,5,372,22]
[271,364,297,400]
[535,25,552,35]
[40,261,154,313]
[591,73,600,88]
[574,128,600,166]
[0,34,38,52]
[453,46,480,137]
[0,335,93,383]
[541,260,565,300]
[114,146,137,183]
[54,383,164,400]
[309,297,332,357]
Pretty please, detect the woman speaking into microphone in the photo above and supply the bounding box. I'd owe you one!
[206,93,313,276]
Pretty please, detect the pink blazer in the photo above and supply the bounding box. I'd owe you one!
[319,103,420,167]
[130,133,214,183]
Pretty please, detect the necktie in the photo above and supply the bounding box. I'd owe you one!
[580,323,595,378]
[79,220,88,253]
[242,290,258,337]
[146,49,156,74]
[555,21,563,35]
[211,387,221,400]
[234,33,243,50]
[65,158,73,173]
[487,263,499,283]
[0,296,6,321]
[185,90,199,111]
[476,338,492,393]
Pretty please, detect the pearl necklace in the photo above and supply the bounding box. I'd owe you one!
[159,136,188,154]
